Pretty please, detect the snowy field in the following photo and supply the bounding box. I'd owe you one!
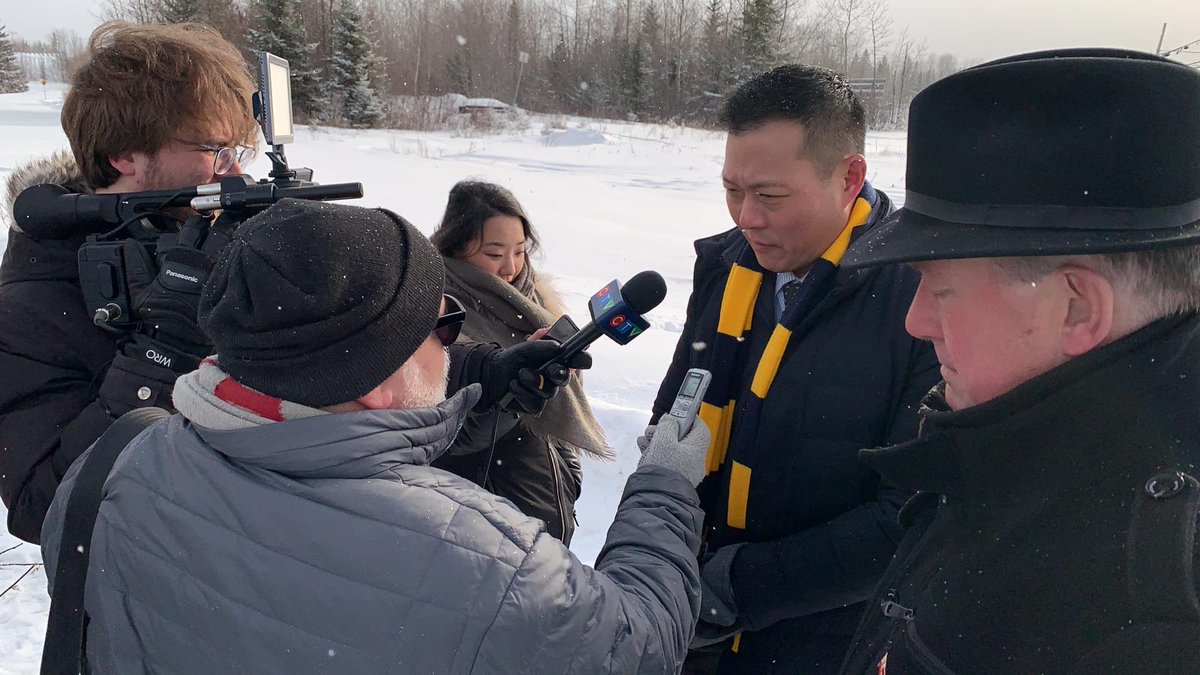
[0,83,908,670]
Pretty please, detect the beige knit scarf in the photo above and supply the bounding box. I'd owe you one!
[443,256,611,459]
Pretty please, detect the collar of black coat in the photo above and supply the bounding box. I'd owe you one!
[4,150,89,233]
[0,229,87,285]
[1,152,93,285]
[861,312,1200,503]
[191,385,481,479]
[695,181,895,294]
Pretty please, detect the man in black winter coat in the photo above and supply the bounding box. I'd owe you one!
[0,22,262,542]
[0,22,575,544]
[648,65,939,673]
[839,49,1200,674]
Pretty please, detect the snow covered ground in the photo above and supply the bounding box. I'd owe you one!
[0,83,908,671]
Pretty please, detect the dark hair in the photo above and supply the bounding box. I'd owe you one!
[719,64,866,177]
[431,181,541,261]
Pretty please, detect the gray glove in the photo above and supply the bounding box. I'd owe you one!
[635,423,656,452]
[638,415,710,486]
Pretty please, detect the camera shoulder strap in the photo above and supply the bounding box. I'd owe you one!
[41,407,170,675]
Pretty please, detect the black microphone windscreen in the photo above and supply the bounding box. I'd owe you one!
[622,270,668,315]
[12,184,119,240]
[12,184,74,239]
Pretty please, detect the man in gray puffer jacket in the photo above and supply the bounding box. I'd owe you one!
[41,199,708,673]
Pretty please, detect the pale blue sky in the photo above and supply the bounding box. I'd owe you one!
[896,0,1200,62]
[5,0,1200,64]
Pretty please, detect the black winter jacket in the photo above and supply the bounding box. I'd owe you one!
[433,407,582,543]
[841,314,1200,675]
[654,190,940,673]
[1,215,179,543]
[0,156,503,544]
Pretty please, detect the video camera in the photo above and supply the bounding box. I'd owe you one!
[11,52,363,334]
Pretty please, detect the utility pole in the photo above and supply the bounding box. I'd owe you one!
[513,50,530,108]
[1156,23,1168,54]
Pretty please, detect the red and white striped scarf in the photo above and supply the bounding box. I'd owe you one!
[173,358,327,430]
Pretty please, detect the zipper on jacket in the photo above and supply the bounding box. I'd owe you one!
[548,443,569,540]
[878,590,957,674]
[905,619,957,675]
[881,590,914,621]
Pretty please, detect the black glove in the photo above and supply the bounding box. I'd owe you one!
[124,215,226,373]
[478,339,592,414]
[690,543,745,650]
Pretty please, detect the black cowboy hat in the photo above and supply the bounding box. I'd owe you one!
[844,48,1200,268]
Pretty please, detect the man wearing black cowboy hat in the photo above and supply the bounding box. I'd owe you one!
[839,49,1200,673]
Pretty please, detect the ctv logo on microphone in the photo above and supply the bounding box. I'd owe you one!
[608,314,644,339]
[589,279,649,345]
[593,281,619,312]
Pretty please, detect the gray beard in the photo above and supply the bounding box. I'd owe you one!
[394,348,450,410]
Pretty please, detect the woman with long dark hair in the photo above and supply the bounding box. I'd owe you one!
[431,180,609,543]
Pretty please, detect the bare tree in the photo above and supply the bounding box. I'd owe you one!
[102,0,162,23]
[862,0,889,123]
[309,0,970,127]
[824,0,859,75]
[48,29,86,81]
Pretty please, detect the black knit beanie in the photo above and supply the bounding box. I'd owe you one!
[199,199,445,407]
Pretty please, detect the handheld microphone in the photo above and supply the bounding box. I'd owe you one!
[497,270,667,412]
[537,269,667,374]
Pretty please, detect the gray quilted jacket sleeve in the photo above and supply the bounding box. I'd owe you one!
[472,465,704,674]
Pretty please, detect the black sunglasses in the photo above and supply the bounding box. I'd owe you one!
[432,294,466,346]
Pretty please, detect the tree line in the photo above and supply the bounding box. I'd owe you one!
[10,0,968,129]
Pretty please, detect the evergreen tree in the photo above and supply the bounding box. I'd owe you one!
[545,39,576,112]
[639,4,662,117]
[736,0,780,82]
[446,48,474,95]
[159,0,203,23]
[695,0,730,120]
[0,25,28,94]
[329,0,383,127]
[615,40,646,118]
[698,0,728,91]
[247,0,325,120]
[156,0,247,52]
[504,0,521,90]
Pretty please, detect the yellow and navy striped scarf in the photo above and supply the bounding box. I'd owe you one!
[700,184,878,530]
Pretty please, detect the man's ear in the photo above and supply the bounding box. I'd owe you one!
[839,153,867,206]
[356,385,394,411]
[107,152,139,178]
[1060,265,1115,356]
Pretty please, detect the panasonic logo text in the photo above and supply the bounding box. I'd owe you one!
[165,269,200,284]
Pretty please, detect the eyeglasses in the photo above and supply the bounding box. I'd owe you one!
[432,294,466,346]
[176,139,256,176]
